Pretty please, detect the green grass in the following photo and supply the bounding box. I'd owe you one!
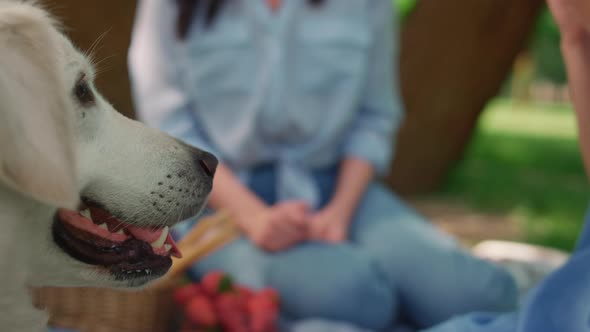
[437,98,589,251]
[395,0,417,21]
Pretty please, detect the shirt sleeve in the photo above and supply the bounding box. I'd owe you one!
[342,1,404,175]
[128,0,218,156]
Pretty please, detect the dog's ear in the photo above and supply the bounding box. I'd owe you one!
[0,4,78,209]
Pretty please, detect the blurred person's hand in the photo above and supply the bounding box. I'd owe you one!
[207,163,310,252]
[306,157,373,243]
[547,0,590,43]
[307,202,353,243]
[547,0,590,177]
[241,200,310,252]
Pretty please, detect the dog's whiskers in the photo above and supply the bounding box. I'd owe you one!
[95,191,201,232]
[92,55,117,77]
[174,199,188,229]
[84,28,111,64]
[158,199,180,228]
[111,203,155,229]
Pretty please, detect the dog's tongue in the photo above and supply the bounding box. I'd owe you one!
[165,233,182,258]
[126,227,181,258]
[126,226,182,258]
[59,208,182,258]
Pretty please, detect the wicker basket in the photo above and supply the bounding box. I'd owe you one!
[32,286,177,332]
[32,212,239,332]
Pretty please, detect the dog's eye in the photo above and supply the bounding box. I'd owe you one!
[74,80,95,106]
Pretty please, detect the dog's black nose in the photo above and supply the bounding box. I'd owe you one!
[198,152,218,178]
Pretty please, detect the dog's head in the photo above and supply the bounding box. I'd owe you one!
[0,3,217,287]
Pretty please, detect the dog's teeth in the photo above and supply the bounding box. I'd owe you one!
[80,209,92,220]
[164,244,172,252]
[98,223,108,230]
[150,226,169,248]
[115,229,125,235]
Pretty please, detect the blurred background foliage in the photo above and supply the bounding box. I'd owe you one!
[395,1,586,251]
[530,7,566,85]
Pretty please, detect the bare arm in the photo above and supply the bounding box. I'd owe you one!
[207,163,309,251]
[547,0,590,177]
[207,163,268,221]
[308,157,374,242]
[330,157,375,218]
[561,35,590,178]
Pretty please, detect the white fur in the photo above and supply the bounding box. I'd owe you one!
[0,2,214,331]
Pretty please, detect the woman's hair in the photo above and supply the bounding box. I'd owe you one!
[176,0,326,40]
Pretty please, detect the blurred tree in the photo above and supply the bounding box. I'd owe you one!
[387,0,544,195]
[46,0,137,119]
[530,7,566,85]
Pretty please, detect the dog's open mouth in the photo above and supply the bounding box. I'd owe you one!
[52,202,182,281]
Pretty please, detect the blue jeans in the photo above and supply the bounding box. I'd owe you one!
[176,165,517,330]
[422,206,590,332]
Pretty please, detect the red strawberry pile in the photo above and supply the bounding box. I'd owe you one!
[174,271,280,332]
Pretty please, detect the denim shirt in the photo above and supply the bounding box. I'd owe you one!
[129,0,403,208]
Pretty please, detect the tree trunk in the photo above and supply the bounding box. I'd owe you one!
[387,0,544,195]
[47,1,137,119]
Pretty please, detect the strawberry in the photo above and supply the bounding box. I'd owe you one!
[257,288,280,305]
[237,285,254,300]
[185,295,218,327]
[174,283,203,306]
[215,292,248,332]
[247,294,279,332]
[217,292,245,311]
[202,271,233,296]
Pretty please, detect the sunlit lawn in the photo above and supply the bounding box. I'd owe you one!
[437,98,589,251]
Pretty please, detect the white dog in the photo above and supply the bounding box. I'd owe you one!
[0,2,217,331]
